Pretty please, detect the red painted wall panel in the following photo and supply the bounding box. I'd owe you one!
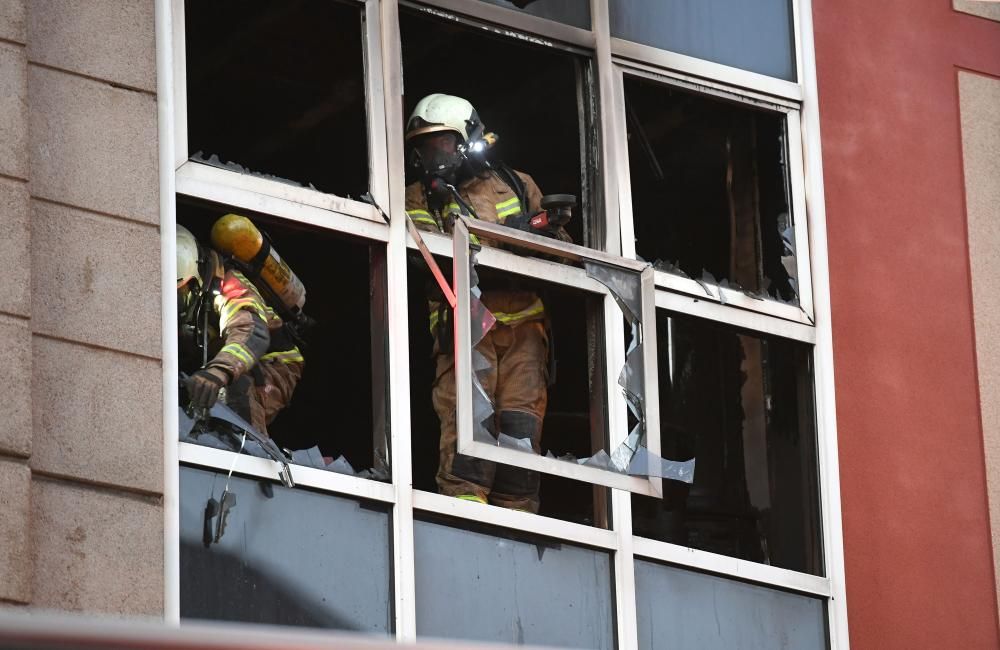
[813,1,1000,647]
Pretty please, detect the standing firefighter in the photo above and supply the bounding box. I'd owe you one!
[177,217,305,437]
[405,93,572,513]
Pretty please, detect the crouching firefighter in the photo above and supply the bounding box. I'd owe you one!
[177,215,306,437]
[404,93,574,514]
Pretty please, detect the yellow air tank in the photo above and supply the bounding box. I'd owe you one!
[210,213,306,315]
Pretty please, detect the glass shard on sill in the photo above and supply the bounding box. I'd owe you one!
[653,259,691,280]
[190,151,319,193]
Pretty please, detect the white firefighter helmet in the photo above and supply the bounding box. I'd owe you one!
[176,225,201,289]
[405,93,482,143]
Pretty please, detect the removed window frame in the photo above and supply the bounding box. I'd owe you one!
[452,217,665,497]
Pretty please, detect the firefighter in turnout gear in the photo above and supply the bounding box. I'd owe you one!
[177,221,304,437]
[405,93,571,513]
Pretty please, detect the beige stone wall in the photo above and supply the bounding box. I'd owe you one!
[954,0,1000,22]
[960,70,1000,620]
[0,1,163,614]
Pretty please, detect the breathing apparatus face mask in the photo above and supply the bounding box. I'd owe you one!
[410,132,465,187]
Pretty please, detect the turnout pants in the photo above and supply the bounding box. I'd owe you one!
[227,359,303,437]
[433,292,548,513]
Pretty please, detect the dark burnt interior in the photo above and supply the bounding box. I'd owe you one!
[625,76,798,302]
[400,5,597,247]
[178,197,386,475]
[185,0,369,199]
[632,311,823,575]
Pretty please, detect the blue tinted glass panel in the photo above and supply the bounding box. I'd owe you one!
[180,465,392,633]
[414,518,614,648]
[476,0,590,29]
[635,560,827,649]
[610,0,796,81]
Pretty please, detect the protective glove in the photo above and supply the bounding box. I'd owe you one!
[186,367,229,409]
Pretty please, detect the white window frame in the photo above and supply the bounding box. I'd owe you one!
[159,0,849,648]
[451,216,664,496]
[613,63,816,326]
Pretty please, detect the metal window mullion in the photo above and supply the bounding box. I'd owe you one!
[409,0,595,50]
[378,0,417,640]
[792,0,805,88]
[175,161,388,229]
[786,110,817,321]
[364,0,391,215]
[798,0,849,646]
[610,37,803,102]
[157,0,181,625]
[655,289,817,344]
[631,536,832,598]
[171,0,187,171]
[612,489,639,650]
[178,443,397,503]
[593,0,622,255]
[602,271,641,650]
[610,64,638,261]
[615,59,800,112]
[412,490,619,551]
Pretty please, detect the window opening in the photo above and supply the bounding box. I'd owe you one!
[624,76,799,305]
[177,197,389,481]
[185,0,369,198]
[399,4,599,247]
[632,311,822,575]
[472,0,592,30]
[406,250,611,527]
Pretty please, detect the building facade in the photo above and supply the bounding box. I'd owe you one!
[0,0,998,648]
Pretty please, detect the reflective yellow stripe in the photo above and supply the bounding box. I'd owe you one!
[261,347,304,364]
[220,343,254,366]
[220,298,267,328]
[411,215,438,227]
[407,209,438,227]
[495,197,522,221]
[429,309,442,333]
[492,298,545,325]
[495,196,520,211]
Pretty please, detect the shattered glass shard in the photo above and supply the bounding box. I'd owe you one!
[328,455,356,476]
[498,432,534,453]
[290,446,327,469]
[584,261,642,324]
[626,447,695,483]
[579,450,614,471]
[609,425,643,473]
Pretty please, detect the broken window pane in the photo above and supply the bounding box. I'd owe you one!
[400,6,600,247]
[609,0,796,81]
[185,0,369,198]
[414,516,614,648]
[634,559,827,649]
[474,0,591,29]
[177,198,389,481]
[180,465,392,632]
[407,261,612,527]
[625,76,799,304]
[632,312,822,575]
